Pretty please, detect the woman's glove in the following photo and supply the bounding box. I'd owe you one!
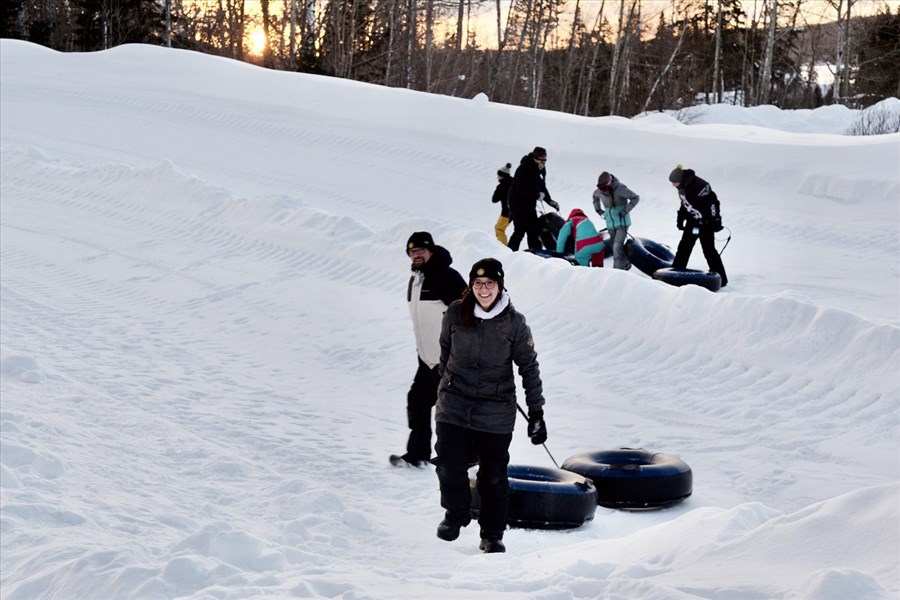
[527,410,547,445]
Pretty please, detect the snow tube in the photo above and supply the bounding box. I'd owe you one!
[652,267,722,292]
[561,448,692,510]
[524,248,579,266]
[470,464,598,529]
[625,237,675,276]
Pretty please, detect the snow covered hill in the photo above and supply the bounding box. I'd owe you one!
[1,40,898,599]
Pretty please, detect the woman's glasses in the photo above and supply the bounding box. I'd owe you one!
[472,280,497,290]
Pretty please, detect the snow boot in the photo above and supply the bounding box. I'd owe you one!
[389,454,429,468]
[479,538,506,553]
[436,515,471,541]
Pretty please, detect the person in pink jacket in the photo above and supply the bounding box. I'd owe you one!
[556,208,605,267]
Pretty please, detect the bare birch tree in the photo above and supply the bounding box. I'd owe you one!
[642,8,688,113]
[425,0,435,90]
[558,0,584,111]
[714,0,723,102]
[487,0,516,98]
[578,4,606,116]
[406,0,416,87]
[758,0,778,104]
[828,0,860,103]
[260,0,272,66]
[609,0,639,115]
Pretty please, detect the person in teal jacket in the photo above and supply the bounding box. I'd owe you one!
[556,208,606,267]
[592,172,640,270]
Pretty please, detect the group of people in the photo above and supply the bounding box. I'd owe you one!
[492,148,728,285]
[492,146,559,252]
[387,157,729,555]
[391,232,546,554]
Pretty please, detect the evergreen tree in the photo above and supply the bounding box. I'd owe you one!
[1,0,24,39]
[855,6,900,103]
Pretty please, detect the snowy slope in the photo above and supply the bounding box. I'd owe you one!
[1,40,898,599]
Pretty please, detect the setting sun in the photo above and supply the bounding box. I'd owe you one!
[249,28,267,56]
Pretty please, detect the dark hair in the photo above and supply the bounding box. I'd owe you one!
[459,288,478,327]
[597,171,613,191]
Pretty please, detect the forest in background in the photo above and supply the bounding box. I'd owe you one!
[3,0,899,117]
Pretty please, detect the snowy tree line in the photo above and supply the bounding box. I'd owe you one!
[3,0,898,116]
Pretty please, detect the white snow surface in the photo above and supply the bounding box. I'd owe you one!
[1,40,898,599]
[635,98,900,136]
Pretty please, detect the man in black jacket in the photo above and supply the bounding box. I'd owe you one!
[507,146,560,251]
[391,232,467,468]
[669,165,728,287]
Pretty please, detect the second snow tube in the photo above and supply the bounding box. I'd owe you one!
[625,237,675,275]
[652,267,722,292]
[561,448,692,510]
[524,248,579,265]
[470,464,598,529]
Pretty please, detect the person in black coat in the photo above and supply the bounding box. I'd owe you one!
[433,258,547,553]
[507,146,560,251]
[391,232,467,468]
[492,162,513,245]
[669,165,729,287]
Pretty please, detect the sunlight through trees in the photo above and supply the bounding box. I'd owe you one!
[2,0,897,114]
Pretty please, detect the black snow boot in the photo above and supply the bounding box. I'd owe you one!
[436,515,471,541]
[389,454,429,468]
[479,538,506,553]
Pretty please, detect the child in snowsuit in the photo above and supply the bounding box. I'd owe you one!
[556,208,605,267]
[492,163,513,245]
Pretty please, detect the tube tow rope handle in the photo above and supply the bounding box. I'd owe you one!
[516,403,560,468]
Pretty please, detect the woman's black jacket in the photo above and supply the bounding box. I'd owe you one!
[435,298,544,434]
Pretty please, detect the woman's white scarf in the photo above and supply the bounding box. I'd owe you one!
[475,290,510,320]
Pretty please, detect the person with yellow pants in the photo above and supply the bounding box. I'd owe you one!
[492,163,513,245]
